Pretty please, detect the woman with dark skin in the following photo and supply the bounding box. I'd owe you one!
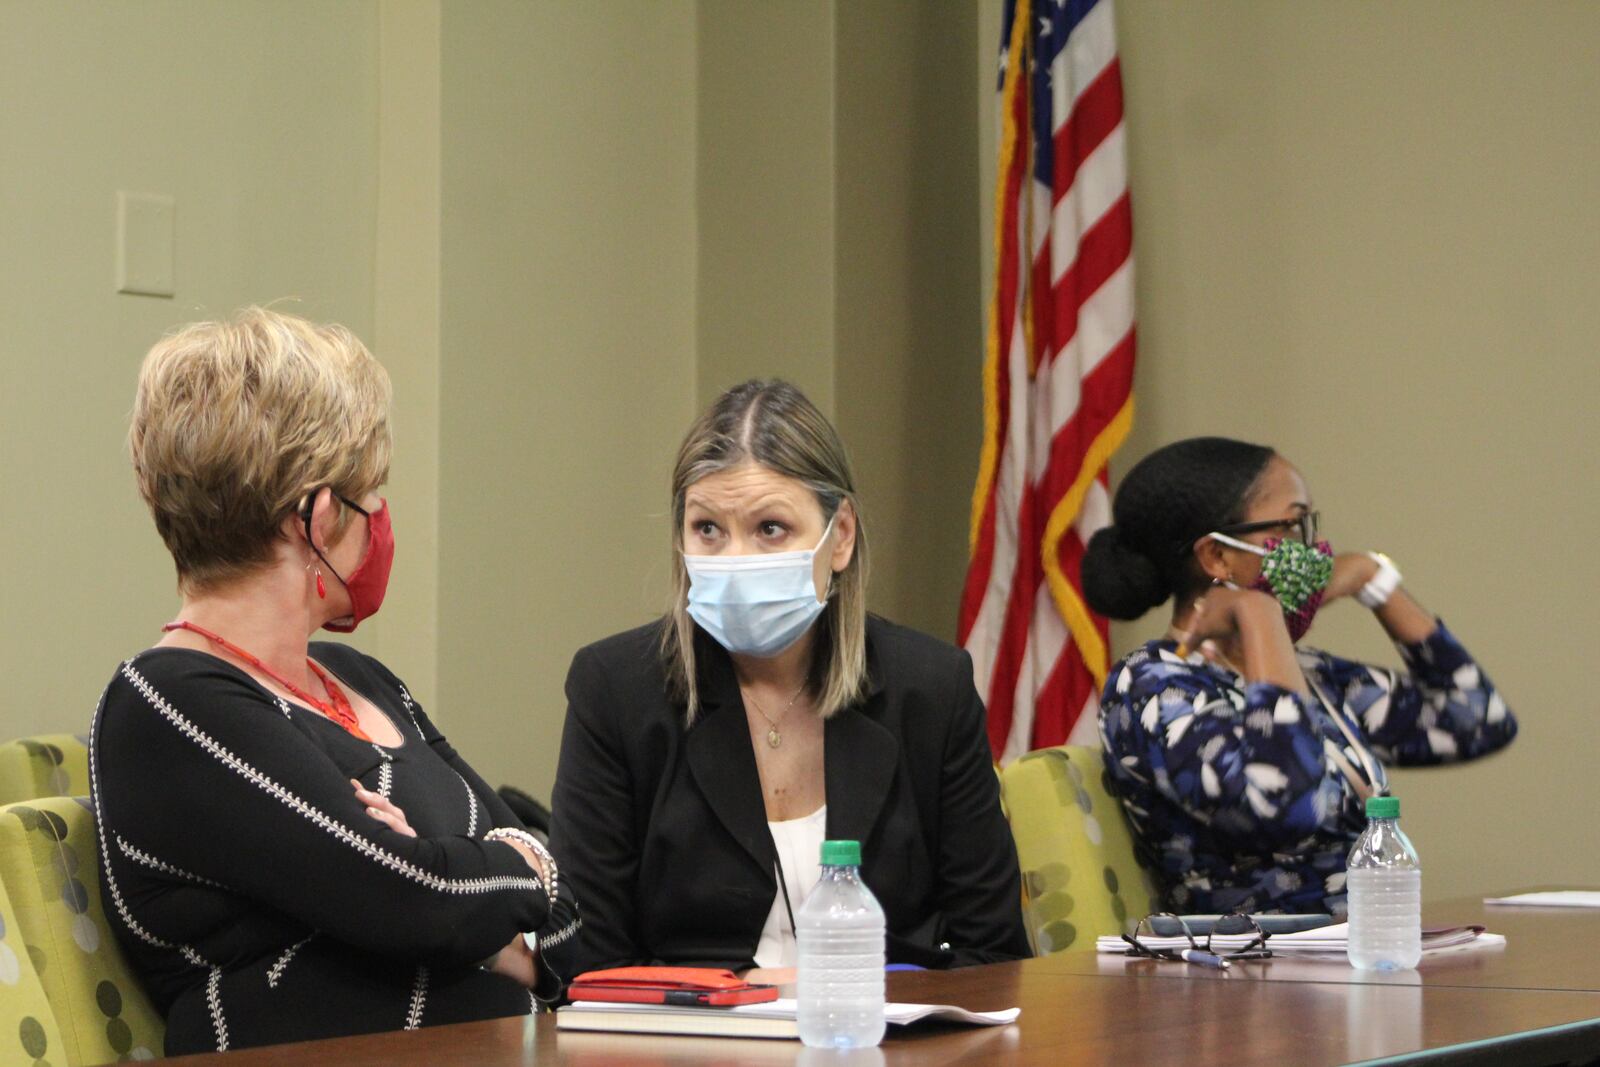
[1170,454,1438,686]
[1085,437,1516,915]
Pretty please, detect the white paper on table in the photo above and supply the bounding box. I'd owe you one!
[1483,890,1600,908]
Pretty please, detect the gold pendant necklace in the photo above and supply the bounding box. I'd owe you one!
[743,682,809,748]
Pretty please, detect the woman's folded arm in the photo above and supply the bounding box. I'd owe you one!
[98,661,551,968]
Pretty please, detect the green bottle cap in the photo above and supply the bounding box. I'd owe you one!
[1366,795,1400,819]
[820,839,861,866]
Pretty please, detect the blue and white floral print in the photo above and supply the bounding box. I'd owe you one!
[1098,620,1516,917]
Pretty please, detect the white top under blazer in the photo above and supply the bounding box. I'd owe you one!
[753,804,828,969]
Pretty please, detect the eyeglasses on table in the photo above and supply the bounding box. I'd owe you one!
[1121,912,1275,969]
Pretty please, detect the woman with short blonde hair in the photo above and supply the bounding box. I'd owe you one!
[95,307,578,1056]
[129,309,392,591]
[552,379,1029,977]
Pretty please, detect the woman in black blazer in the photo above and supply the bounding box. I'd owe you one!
[549,380,1029,976]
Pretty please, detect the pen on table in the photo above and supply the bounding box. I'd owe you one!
[1179,949,1231,970]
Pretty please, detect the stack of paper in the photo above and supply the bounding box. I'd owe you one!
[1140,913,1335,936]
[556,998,1020,1040]
[1483,890,1600,908]
[1096,922,1505,957]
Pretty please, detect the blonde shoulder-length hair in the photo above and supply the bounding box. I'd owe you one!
[661,380,870,725]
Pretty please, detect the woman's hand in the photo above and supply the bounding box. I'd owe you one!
[1172,586,1282,650]
[743,966,797,987]
[1175,587,1305,693]
[483,933,537,988]
[352,780,416,837]
[1323,552,1439,645]
[1323,552,1381,602]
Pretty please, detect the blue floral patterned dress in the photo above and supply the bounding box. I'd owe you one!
[1098,621,1516,916]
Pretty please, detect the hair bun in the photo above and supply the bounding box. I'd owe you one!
[1082,525,1170,620]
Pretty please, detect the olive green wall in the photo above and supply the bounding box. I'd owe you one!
[0,1,976,806]
[373,0,443,716]
[696,1,837,415]
[696,0,984,643]
[833,0,983,644]
[0,1,380,732]
[979,0,1600,902]
[454,0,984,793]
[434,2,699,795]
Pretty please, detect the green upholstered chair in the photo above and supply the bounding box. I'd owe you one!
[0,855,67,1067]
[1000,744,1161,955]
[0,737,90,806]
[0,798,164,1064]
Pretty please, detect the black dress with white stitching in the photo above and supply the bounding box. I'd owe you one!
[91,644,579,1056]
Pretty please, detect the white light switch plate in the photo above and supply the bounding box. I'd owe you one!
[116,191,176,297]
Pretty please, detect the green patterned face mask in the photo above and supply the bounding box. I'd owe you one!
[1209,532,1335,642]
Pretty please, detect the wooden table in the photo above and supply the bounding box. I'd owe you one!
[152,896,1600,1066]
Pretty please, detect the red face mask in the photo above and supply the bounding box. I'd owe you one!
[307,495,395,634]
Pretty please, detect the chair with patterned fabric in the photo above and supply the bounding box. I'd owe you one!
[0,736,90,806]
[0,798,164,1063]
[0,854,67,1067]
[1000,744,1162,955]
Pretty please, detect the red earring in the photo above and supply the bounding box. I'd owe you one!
[315,569,327,599]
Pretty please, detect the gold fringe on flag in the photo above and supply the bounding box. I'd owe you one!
[968,0,1033,558]
[1039,397,1134,690]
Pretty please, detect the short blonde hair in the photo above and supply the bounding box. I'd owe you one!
[662,380,870,724]
[129,307,392,592]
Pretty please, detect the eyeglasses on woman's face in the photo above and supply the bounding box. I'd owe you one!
[1211,509,1320,548]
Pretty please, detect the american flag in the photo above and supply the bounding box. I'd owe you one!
[958,0,1136,763]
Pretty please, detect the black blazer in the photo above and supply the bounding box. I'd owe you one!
[548,615,1030,973]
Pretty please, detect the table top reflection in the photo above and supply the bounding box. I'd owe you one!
[156,911,1600,1067]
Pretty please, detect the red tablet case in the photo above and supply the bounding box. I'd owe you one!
[568,967,780,1007]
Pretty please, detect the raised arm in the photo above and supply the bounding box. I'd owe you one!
[1317,620,1517,766]
[1319,562,1517,765]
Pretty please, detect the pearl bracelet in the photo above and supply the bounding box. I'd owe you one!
[485,827,559,901]
[1357,551,1402,609]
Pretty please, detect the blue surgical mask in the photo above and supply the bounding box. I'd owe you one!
[684,514,837,657]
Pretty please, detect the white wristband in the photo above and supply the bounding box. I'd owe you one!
[1357,552,1402,609]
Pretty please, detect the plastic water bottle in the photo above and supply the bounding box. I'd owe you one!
[1346,795,1422,971]
[796,839,886,1049]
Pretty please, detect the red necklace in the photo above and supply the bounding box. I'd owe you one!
[162,620,372,742]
